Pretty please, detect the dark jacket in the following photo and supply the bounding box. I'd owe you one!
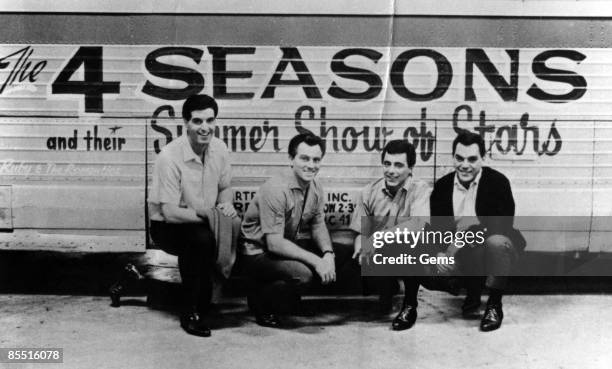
[430,166,526,251]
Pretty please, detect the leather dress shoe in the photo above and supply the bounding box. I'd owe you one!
[480,304,503,332]
[108,282,123,308]
[391,305,417,331]
[180,312,211,337]
[109,263,144,308]
[461,295,482,317]
[255,313,282,328]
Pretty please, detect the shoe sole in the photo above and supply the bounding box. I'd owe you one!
[181,326,212,337]
[480,323,502,332]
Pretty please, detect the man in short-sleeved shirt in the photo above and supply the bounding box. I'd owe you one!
[241,172,326,254]
[149,134,231,222]
[349,140,431,331]
[148,94,236,337]
[349,175,430,236]
[240,133,354,328]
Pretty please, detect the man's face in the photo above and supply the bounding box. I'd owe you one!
[453,143,484,185]
[185,108,216,149]
[382,152,412,189]
[290,142,323,185]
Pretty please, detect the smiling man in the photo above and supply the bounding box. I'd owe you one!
[240,133,353,328]
[148,94,236,337]
[349,140,431,330]
[430,130,525,332]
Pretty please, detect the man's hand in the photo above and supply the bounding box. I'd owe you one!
[359,251,372,266]
[435,251,456,275]
[356,247,375,266]
[216,202,237,218]
[354,234,376,266]
[353,235,368,265]
[352,242,361,260]
[323,252,336,272]
[352,239,373,266]
[315,255,336,285]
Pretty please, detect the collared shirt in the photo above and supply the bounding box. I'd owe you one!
[452,169,481,229]
[349,176,431,234]
[240,169,326,255]
[148,135,231,221]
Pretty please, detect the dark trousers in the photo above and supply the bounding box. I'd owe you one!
[150,220,215,314]
[241,240,357,315]
[456,234,518,294]
[373,276,423,306]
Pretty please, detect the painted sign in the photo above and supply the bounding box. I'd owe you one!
[0,44,607,232]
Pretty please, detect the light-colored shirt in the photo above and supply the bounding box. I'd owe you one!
[349,176,431,234]
[148,135,231,221]
[240,169,326,255]
[452,169,481,230]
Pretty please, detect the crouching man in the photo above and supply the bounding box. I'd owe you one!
[240,133,354,328]
[430,130,525,332]
[350,140,431,330]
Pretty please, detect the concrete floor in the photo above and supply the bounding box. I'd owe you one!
[2,291,612,369]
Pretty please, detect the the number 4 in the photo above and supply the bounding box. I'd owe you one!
[51,46,120,113]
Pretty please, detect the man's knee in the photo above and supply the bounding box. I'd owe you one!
[485,234,513,252]
[284,261,315,286]
[485,234,518,264]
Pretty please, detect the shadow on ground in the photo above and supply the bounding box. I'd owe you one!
[2,251,612,297]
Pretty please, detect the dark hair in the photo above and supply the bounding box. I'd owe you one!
[452,130,486,157]
[182,94,218,121]
[288,133,325,159]
[381,140,416,168]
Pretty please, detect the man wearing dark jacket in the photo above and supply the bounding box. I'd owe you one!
[430,130,525,332]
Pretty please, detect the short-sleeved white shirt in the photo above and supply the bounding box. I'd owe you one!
[148,135,231,221]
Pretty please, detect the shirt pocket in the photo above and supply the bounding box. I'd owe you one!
[298,209,316,233]
[301,208,316,223]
